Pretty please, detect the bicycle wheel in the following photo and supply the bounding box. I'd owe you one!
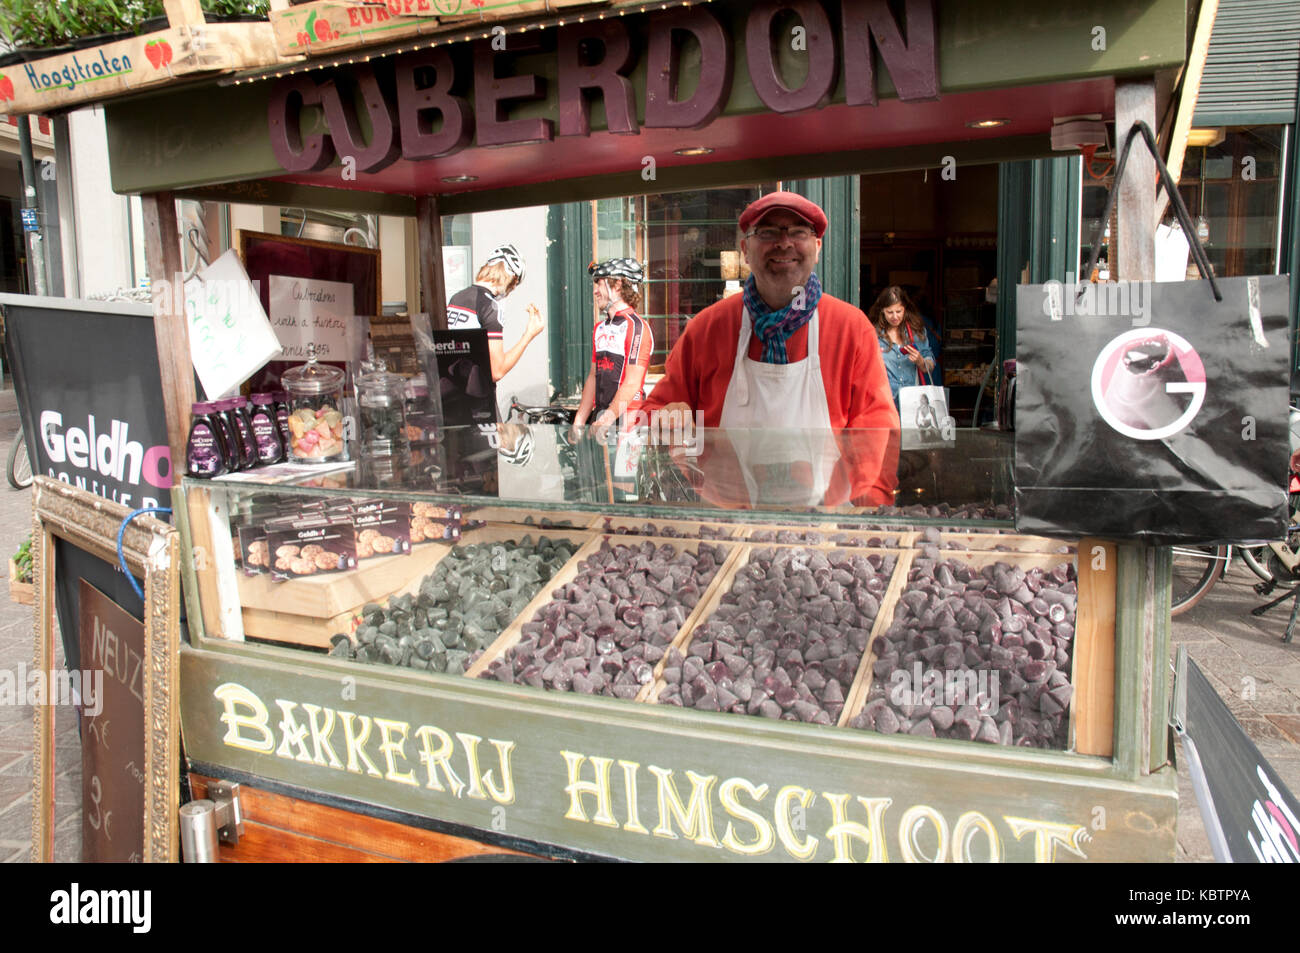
[1170,545,1229,616]
[6,431,32,490]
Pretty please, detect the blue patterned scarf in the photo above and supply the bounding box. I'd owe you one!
[744,273,823,364]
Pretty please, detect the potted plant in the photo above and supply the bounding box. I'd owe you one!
[8,535,34,606]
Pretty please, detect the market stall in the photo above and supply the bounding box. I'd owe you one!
[46,0,1210,861]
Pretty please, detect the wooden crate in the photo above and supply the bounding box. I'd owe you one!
[466,535,742,703]
[645,544,911,725]
[0,21,280,115]
[270,0,606,58]
[841,549,1098,750]
[935,532,1075,555]
[239,524,592,649]
[7,557,33,606]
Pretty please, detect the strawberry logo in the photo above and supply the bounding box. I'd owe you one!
[0,75,13,102]
[295,30,310,47]
[305,10,334,43]
[145,40,173,69]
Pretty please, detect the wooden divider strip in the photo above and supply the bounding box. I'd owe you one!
[840,548,917,726]
[1073,539,1116,757]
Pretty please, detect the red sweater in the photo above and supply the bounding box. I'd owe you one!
[639,293,901,505]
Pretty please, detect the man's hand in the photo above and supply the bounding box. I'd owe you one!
[525,303,545,340]
[649,402,696,446]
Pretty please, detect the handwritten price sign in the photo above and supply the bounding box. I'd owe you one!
[185,249,282,400]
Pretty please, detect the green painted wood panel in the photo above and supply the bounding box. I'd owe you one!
[180,644,1177,862]
[104,0,1187,198]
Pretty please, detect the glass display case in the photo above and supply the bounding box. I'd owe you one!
[176,425,1176,862]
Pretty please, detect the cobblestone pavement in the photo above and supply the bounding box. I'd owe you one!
[0,389,81,863]
[0,381,1295,862]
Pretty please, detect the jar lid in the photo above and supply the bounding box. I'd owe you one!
[193,402,218,414]
[214,397,241,410]
[357,358,405,393]
[250,392,276,404]
[282,343,345,394]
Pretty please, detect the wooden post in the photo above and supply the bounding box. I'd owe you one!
[1114,78,1164,775]
[164,0,205,28]
[141,193,225,641]
[417,195,448,330]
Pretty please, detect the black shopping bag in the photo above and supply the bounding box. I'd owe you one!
[1014,122,1290,545]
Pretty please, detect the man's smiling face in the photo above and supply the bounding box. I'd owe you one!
[741,209,823,308]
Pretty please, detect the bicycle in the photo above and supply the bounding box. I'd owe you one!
[6,422,31,490]
[1171,544,1232,616]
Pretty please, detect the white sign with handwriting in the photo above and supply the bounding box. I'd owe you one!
[268,275,358,361]
[185,249,282,400]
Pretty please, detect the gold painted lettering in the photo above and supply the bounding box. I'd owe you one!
[952,811,1002,862]
[719,778,774,856]
[648,766,720,848]
[774,785,819,861]
[560,751,618,828]
[457,732,489,800]
[898,805,949,863]
[824,793,891,863]
[374,717,417,786]
[338,711,383,778]
[214,682,274,753]
[1002,816,1089,862]
[273,699,314,763]
[482,738,517,805]
[618,760,648,834]
[301,703,343,769]
[458,734,519,803]
[414,725,467,796]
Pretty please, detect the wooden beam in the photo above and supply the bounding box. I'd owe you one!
[142,193,224,642]
[1115,81,1157,284]
[1158,0,1218,225]
[164,0,205,27]
[1114,80,1162,776]
[416,195,448,330]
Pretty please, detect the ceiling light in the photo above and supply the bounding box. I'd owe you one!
[673,146,715,156]
[965,118,1009,129]
[441,175,479,184]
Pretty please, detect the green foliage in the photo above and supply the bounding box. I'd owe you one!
[12,536,32,585]
[0,0,269,52]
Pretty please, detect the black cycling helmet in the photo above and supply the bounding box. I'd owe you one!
[588,258,644,286]
[484,244,525,282]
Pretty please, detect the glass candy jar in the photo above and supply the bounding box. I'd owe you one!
[357,359,410,459]
[281,344,347,463]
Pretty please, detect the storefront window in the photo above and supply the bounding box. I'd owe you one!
[1181,126,1285,277]
[593,185,778,363]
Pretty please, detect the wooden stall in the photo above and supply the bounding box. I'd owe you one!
[25,0,1205,861]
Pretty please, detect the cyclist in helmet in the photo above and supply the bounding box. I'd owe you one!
[575,257,654,438]
[447,243,545,383]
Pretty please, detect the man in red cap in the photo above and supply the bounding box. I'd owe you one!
[637,190,899,506]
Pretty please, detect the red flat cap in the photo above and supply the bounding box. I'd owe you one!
[738,191,828,238]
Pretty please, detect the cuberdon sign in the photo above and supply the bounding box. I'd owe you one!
[267,0,940,173]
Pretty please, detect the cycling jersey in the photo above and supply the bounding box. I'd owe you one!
[591,306,653,421]
[446,284,504,340]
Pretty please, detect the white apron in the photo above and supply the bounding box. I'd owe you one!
[718,307,840,505]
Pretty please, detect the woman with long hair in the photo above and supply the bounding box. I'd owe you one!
[870,285,936,405]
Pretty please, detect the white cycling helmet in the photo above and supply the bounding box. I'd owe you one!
[484,244,525,283]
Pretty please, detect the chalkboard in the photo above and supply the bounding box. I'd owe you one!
[78,580,146,863]
[0,294,173,669]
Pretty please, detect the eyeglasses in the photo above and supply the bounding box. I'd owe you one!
[746,225,816,242]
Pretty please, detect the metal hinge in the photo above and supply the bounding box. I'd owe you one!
[178,781,245,863]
